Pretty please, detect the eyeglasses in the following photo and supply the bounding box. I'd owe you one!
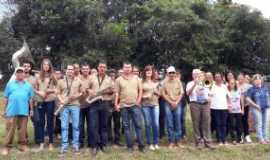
[169,72,175,74]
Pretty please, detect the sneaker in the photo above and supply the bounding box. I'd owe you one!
[91,148,98,157]
[205,143,215,150]
[154,145,160,150]
[59,149,67,157]
[33,144,44,152]
[127,148,133,153]
[245,135,252,143]
[114,142,123,147]
[101,146,109,153]
[175,142,183,148]
[139,147,145,153]
[74,148,80,155]
[260,140,267,144]
[18,145,29,152]
[149,145,155,151]
[168,143,174,149]
[224,142,229,146]
[1,148,9,156]
[49,144,54,151]
[265,140,270,144]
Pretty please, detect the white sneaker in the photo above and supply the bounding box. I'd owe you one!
[149,145,155,151]
[154,145,160,150]
[245,135,252,143]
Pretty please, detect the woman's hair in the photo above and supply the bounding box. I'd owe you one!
[142,65,155,82]
[39,58,57,85]
[228,79,238,91]
[252,74,263,83]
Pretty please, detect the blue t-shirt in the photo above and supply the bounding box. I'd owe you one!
[4,80,34,117]
[246,85,270,110]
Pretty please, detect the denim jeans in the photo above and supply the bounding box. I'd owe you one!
[142,105,160,145]
[251,107,270,141]
[88,101,110,149]
[164,102,182,143]
[180,101,186,138]
[159,98,166,138]
[211,109,228,143]
[121,105,144,149]
[36,101,55,144]
[60,105,80,150]
[108,109,121,144]
[79,107,89,147]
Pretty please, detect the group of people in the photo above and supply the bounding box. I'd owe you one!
[2,58,270,157]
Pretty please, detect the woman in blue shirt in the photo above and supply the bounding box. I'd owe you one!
[246,74,270,144]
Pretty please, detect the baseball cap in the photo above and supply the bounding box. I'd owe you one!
[15,67,24,73]
[167,66,176,73]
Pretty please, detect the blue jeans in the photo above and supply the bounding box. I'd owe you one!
[36,101,55,144]
[164,102,182,143]
[251,108,270,141]
[180,101,186,138]
[121,106,144,149]
[79,107,89,147]
[142,105,160,145]
[212,109,228,143]
[88,101,110,148]
[60,105,80,150]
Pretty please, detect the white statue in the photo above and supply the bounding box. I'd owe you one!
[9,40,33,82]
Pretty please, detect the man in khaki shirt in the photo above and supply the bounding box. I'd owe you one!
[88,61,114,156]
[78,64,91,148]
[161,66,184,148]
[57,64,82,155]
[114,62,145,153]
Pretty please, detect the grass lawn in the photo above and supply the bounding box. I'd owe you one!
[1,95,270,160]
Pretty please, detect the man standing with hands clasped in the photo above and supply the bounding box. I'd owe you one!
[161,66,184,148]
[114,61,145,153]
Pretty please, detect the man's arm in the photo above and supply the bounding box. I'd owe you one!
[2,97,8,117]
[136,79,143,106]
[186,81,197,96]
[114,79,120,112]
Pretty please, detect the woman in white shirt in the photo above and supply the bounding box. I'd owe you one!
[210,73,230,146]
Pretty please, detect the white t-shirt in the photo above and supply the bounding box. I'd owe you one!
[186,81,210,103]
[210,84,229,110]
[228,90,242,113]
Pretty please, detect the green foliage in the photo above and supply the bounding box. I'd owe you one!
[0,0,270,75]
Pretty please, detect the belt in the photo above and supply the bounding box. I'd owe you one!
[93,100,111,104]
[190,101,208,105]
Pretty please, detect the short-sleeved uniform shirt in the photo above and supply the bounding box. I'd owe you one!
[161,79,183,102]
[57,77,82,106]
[115,75,141,107]
[89,74,113,101]
[142,80,160,107]
[4,80,34,117]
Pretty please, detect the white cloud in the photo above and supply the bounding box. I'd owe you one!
[233,0,270,18]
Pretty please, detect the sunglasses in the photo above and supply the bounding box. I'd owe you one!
[169,72,175,74]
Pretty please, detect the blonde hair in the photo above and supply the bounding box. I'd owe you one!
[252,74,263,82]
